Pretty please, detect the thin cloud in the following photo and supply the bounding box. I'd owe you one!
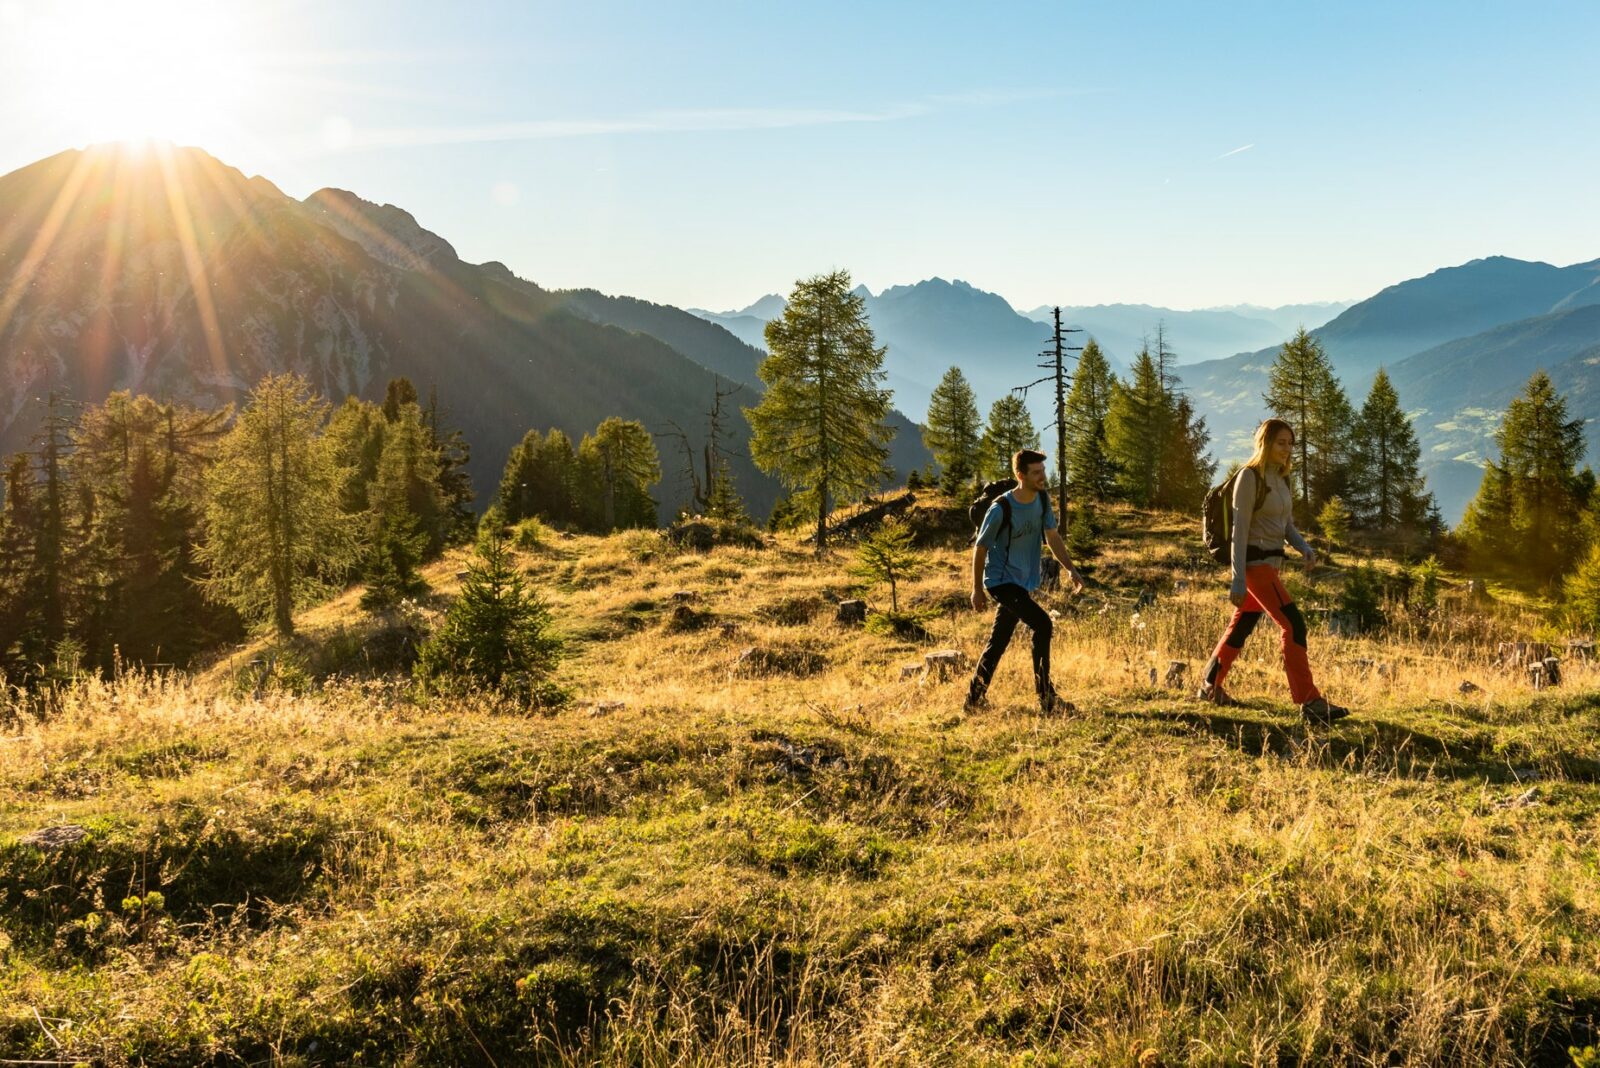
[1215,143,1255,160]
[336,104,931,150]
[325,88,1095,152]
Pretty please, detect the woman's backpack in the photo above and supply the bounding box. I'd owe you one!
[1201,467,1271,565]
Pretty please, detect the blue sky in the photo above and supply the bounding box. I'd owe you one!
[2,0,1597,312]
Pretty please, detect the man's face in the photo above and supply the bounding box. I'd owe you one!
[1019,461,1048,491]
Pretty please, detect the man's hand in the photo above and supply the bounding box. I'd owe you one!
[1230,588,1246,608]
[1302,550,1318,573]
[1065,567,1086,595]
[971,589,988,612]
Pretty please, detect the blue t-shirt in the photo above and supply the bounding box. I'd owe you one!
[977,491,1056,590]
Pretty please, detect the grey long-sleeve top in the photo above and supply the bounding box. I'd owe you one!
[1230,465,1312,600]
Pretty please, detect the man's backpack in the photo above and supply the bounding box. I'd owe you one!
[1201,466,1270,565]
[968,479,1017,536]
[968,478,1052,547]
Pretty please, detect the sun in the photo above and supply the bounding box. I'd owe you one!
[17,0,260,146]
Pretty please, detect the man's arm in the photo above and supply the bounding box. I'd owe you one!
[971,543,989,611]
[1044,530,1086,593]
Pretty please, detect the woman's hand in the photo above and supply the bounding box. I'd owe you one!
[1229,588,1246,608]
[1302,550,1318,573]
[971,589,988,612]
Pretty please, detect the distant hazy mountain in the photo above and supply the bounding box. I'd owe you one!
[1203,301,1355,335]
[1022,304,1290,367]
[1386,303,1600,522]
[1184,256,1600,521]
[691,278,1056,423]
[0,144,931,520]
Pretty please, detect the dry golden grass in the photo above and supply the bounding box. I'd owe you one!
[3,502,1599,1066]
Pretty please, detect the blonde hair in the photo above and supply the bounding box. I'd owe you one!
[1245,418,1295,479]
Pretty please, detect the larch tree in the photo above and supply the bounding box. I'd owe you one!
[1106,344,1167,506]
[1263,328,1350,521]
[1348,369,1428,538]
[1063,338,1117,502]
[923,366,982,494]
[199,374,359,636]
[579,417,661,532]
[745,270,894,552]
[979,395,1039,481]
[1460,371,1587,584]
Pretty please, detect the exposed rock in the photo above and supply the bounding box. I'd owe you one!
[1458,680,1481,695]
[669,590,699,604]
[665,603,714,633]
[19,825,87,850]
[1493,786,1540,811]
[588,700,625,717]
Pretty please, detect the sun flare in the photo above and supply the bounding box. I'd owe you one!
[18,0,259,145]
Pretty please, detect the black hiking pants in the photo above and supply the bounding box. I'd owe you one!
[968,582,1053,701]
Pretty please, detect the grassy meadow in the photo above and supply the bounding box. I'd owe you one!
[3,499,1600,1066]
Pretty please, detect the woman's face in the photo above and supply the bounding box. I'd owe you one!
[1269,428,1294,466]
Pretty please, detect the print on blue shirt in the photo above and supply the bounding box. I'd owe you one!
[976,491,1057,591]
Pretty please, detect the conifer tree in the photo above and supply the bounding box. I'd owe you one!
[423,385,475,542]
[704,457,749,524]
[381,377,420,423]
[923,366,982,494]
[979,395,1039,481]
[578,417,661,532]
[415,530,561,699]
[1348,368,1427,538]
[1459,371,1587,583]
[0,453,44,677]
[1063,338,1117,501]
[326,397,385,517]
[1156,393,1216,510]
[1563,542,1600,635]
[1106,345,1167,506]
[69,393,230,668]
[371,402,446,555]
[746,270,894,551]
[199,375,358,636]
[847,516,925,615]
[1263,329,1350,520]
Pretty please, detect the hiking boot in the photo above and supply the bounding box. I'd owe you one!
[963,691,989,713]
[1300,696,1351,725]
[1195,683,1240,708]
[1038,686,1075,716]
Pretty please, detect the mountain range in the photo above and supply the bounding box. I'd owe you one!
[1184,256,1600,521]
[0,144,932,521]
[4,143,1597,529]
[694,288,1354,424]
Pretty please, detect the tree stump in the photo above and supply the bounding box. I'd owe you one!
[1163,660,1187,688]
[1542,656,1562,687]
[669,590,699,604]
[835,600,867,625]
[588,700,626,717]
[1529,662,1548,690]
[1566,639,1595,662]
[899,663,924,681]
[1458,680,1481,695]
[923,649,970,682]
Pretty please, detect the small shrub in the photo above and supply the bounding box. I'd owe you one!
[848,517,926,615]
[415,532,562,704]
[511,517,550,550]
[667,516,764,552]
[1338,563,1386,633]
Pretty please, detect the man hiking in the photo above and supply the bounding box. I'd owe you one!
[966,449,1086,714]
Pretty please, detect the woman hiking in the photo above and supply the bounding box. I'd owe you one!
[1197,418,1350,725]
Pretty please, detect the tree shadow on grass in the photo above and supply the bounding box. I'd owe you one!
[1106,705,1600,784]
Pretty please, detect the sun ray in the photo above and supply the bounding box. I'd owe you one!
[0,150,96,343]
[155,144,229,386]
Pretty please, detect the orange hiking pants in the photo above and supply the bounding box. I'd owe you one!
[1202,563,1321,705]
